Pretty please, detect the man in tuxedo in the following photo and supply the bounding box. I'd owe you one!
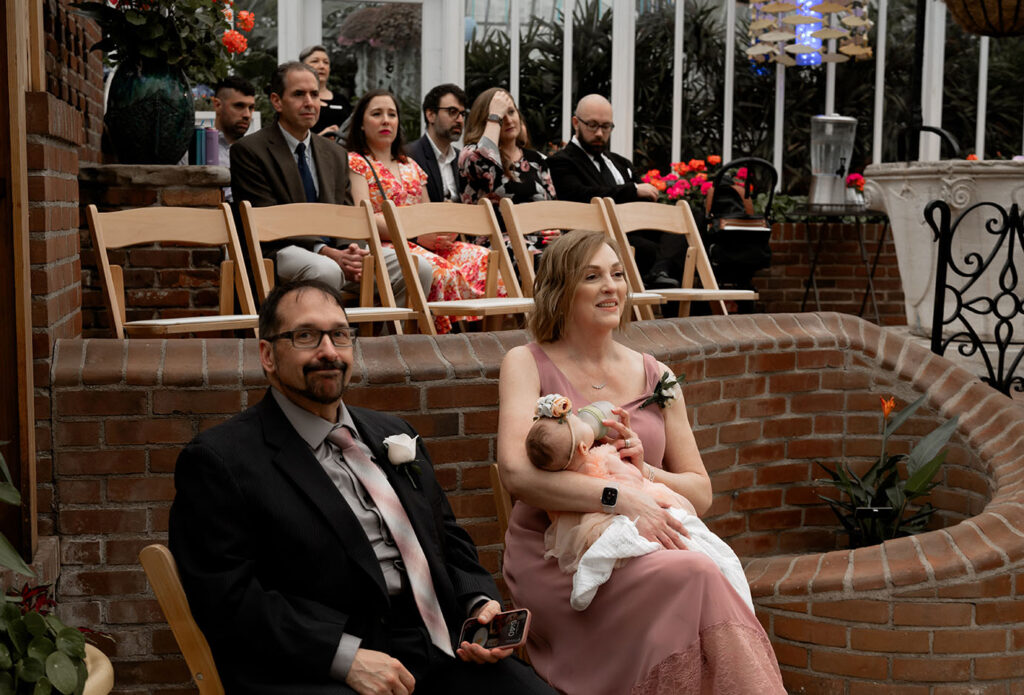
[547,94,683,290]
[231,63,428,304]
[407,84,467,203]
[169,278,556,695]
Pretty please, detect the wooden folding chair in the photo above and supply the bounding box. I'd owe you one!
[498,198,665,320]
[602,199,758,316]
[86,204,258,338]
[382,200,534,335]
[240,200,422,335]
[139,544,224,695]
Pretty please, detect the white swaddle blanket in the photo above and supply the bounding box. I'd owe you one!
[570,508,754,612]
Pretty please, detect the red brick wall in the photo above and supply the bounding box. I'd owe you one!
[755,220,906,326]
[48,314,1023,693]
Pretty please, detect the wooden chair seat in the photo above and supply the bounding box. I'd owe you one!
[425,297,535,316]
[86,203,258,339]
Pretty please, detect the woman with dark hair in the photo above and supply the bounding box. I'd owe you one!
[345,89,507,334]
[300,44,350,137]
[496,231,785,694]
[460,88,557,251]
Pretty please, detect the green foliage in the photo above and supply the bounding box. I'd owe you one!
[0,602,87,695]
[816,395,959,548]
[71,0,241,86]
[0,454,90,693]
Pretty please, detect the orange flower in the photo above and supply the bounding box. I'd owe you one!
[688,158,706,172]
[671,161,690,175]
[966,153,979,160]
[707,155,722,166]
[880,396,896,419]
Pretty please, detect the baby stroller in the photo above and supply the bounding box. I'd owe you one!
[701,157,778,309]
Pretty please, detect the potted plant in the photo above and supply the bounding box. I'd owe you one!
[816,394,959,548]
[0,453,107,694]
[71,0,254,164]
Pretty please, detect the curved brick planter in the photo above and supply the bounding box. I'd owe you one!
[49,313,1023,693]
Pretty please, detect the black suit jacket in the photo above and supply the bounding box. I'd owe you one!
[547,141,640,204]
[169,392,499,694]
[406,134,463,203]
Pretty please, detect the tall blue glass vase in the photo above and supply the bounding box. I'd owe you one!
[104,64,194,164]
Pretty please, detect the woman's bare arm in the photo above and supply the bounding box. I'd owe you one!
[647,360,713,514]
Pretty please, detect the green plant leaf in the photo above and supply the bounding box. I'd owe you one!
[0,643,10,670]
[0,533,35,578]
[906,451,948,495]
[74,660,87,695]
[54,630,84,660]
[26,636,54,662]
[0,453,14,486]
[43,616,66,638]
[0,483,21,507]
[17,655,45,683]
[8,617,29,656]
[33,676,53,695]
[23,613,47,639]
[906,416,959,477]
[45,652,78,695]
[0,671,13,695]
[0,603,19,631]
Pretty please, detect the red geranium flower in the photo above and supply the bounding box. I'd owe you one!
[222,29,248,54]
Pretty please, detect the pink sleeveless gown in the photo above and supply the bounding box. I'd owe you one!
[503,343,785,694]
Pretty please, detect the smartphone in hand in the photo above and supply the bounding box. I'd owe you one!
[458,608,531,650]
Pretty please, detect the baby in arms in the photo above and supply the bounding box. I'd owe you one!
[526,394,753,611]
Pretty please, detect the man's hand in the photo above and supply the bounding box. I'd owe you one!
[455,599,515,664]
[320,243,369,282]
[636,183,660,201]
[345,648,415,695]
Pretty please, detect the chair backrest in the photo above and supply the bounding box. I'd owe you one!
[239,200,397,309]
[498,198,615,296]
[139,544,224,695]
[86,204,257,339]
[925,199,1024,396]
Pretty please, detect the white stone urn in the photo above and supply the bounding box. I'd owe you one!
[863,160,1024,338]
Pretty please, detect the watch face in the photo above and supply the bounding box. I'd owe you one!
[601,486,618,507]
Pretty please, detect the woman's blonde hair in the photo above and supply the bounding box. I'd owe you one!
[463,87,531,179]
[528,230,632,343]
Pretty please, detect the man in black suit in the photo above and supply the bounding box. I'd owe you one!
[406,84,467,203]
[231,63,428,304]
[547,94,683,290]
[169,278,556,695]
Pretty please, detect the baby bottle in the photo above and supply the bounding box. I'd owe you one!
[576,401,619,440]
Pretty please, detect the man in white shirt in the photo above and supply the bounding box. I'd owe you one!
[407,84,468,203]
[209,75,255,202]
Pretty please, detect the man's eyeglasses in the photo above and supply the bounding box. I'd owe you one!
[438,106,469,120]
[578,119,615,133]
[265,327,359,349]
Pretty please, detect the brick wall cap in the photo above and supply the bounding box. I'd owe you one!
[79,164,230,188]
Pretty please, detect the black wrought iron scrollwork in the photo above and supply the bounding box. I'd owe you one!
[925,199,1024,396]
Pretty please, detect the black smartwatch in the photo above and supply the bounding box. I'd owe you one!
[600,486,618,513]
[487,113,503,124]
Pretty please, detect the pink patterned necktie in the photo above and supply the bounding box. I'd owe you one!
[328,427,454,657]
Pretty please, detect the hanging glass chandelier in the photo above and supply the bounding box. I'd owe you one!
[747,0,873,67]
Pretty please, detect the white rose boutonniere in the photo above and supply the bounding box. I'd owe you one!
[383,434,422,489]
[640,371,685,410]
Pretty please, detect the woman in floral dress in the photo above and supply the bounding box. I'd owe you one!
[345,89,506,334]
[460,88,559,254]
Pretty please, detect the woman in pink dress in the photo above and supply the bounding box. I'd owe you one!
[345,89,506,334]
[497,230,785,694]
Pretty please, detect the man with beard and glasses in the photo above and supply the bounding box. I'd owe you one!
[547,94,684,291]
[169,278,556,695]
[407,84,468,203]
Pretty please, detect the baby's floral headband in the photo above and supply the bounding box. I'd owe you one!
[535,394,576,470]
[535,394,573,422]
